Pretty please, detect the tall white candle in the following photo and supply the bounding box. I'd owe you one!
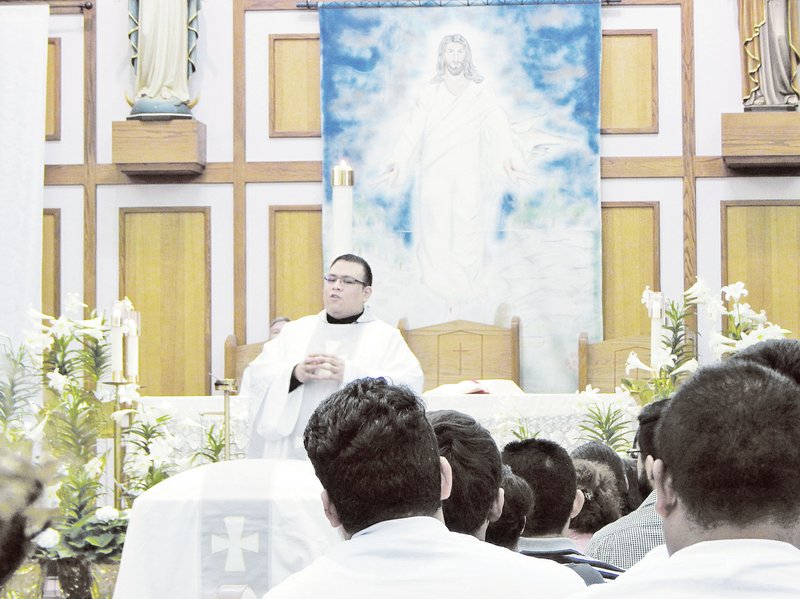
[125,314,139,381]
[643,289,664,367]
[110,306,124,380]
[331,160,354,258]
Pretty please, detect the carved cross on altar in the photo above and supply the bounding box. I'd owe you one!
[452,342,470,375]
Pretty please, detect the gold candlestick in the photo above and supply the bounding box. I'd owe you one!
[103,381,129,508]
[214,378,238,460]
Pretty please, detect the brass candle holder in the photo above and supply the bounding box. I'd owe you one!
[103,380,129,509]
[214,378,238,460]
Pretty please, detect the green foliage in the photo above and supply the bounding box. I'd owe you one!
[45,390,101,464]
[0,344,39,443]
[578,403,633,453]
[621,298,697,405]
[192,423,225,465]
[510,418,539,441]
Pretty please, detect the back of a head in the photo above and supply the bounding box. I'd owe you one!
[636,397,672,462]
[485,465,533,550]
[0,451,44,586]
[729,338,800,386]
[303,378,441,534]
[501,438,576,536]
[570,441,627,503]
[656,361,800,530]
[570,459,623,533]
[428,410,502,536]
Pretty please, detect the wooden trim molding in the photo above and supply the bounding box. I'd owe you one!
[601,201,661,287]
[46,38,61,141]
[43,208,62,317]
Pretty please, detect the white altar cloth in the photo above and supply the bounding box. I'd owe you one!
[138,391,638,461]
[113,459,340,599]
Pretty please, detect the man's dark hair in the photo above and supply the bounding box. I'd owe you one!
[331,254,373,287]
[570,459,623,533]
[729,338,800,386]
[634,397,671,462]
[501,438,576,536]
[656,361,800,529]
[486,465,533,550]
[0,452,44,586]
[428,410,502,536]
[303,378,441,534]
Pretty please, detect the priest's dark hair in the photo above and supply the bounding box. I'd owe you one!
[330,253,373,287]
[428,409,502,537]
[303,377,441,534]
[501,438,576,536]
[656,361,800,529]
[486,465,533,550]
[728,338,800,386]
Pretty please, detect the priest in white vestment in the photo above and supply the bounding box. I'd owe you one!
[240,254,423,459]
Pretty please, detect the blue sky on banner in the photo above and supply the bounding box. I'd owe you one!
[320,2,600,231]
[319,1,601,391]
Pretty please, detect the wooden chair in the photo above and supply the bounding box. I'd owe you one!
[398,318,521,392]
[224,334,266,389]
[577,332,650,392]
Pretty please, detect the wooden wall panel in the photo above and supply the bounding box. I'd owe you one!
[601,30,658,134]
[42,209,60,317]
[269,206,323,320]
[46,38,61,141]
[120,209,210,395]
[723,202,800,339]
[601,203,660,338]
[269,35,321,137]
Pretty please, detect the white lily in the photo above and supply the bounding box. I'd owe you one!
[83,456,105,478]
[721,281,748,303]
[709,332,738,360]
[670,358,699,377]
[683,277,711,304]
[111,408,136,425]
[23,416,48,443]
[48,315,74,339]
[650,347,677,374]
[625,351,654,375]
[75,316,106,342]
[64,292,87,318]
[46,371,70,395]
[23,330,53,355]
[27,307,55,324]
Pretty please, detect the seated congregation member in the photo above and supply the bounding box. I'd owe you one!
[570,441,634,515]
[729,337,800,384]
[265,378,584,598]
[240,254,423,459]
[428,410,504,540]
[486,465,534,551]
[569,361,800,598]
[268,316,290,340]
[584,398,670,570]
[568,459,623,552]
[0,451,45,587]
[502,438,624,584]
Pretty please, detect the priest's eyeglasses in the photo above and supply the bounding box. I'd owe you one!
[323,274,367,287]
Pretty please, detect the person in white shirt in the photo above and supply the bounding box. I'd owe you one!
[264,378,584,599]
[240,254,423,459]
[569,360,800,598]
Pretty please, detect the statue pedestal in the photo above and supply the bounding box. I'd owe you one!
[722,112,800,168]
[112,119,206,175]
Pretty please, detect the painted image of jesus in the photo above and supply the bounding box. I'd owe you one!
[376,34,535,303]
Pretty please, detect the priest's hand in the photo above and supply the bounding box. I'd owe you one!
[293,354,345,383]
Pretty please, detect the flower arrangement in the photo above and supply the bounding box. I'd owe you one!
[622,279,790,404]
